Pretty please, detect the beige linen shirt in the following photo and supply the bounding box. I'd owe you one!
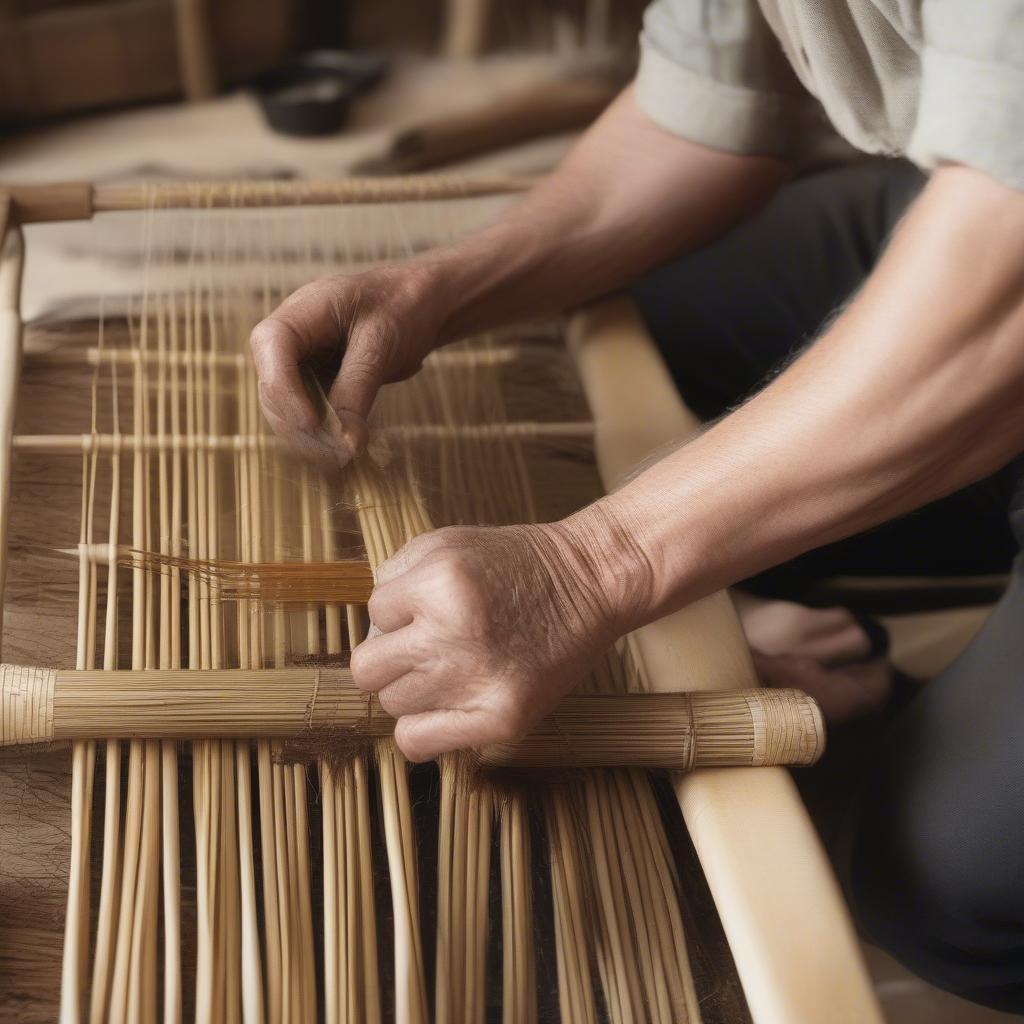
[636,0,1024,189]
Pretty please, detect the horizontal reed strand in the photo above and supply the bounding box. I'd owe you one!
[0,662,824,766]
[5,175,536,223]
[13,422,593,454]
[121,551,375,605]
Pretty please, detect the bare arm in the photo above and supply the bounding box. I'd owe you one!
[413,86,785,340]
[356,164,1024,762]
[250,87,785,464]
[604,165,1024,625]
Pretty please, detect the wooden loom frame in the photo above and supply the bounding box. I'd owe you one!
[0,178,883,1024]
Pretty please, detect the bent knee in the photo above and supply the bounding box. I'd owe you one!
[851,793,1024,1011]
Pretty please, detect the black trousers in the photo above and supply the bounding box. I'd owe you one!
[632,161,1024,1014]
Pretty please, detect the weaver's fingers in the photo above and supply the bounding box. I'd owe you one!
[375,673,438,718]
[393,708,486,763]
[350,627,419,692]
[251,278,368,466]
[250,318,320,435]
[366,575,423,632]
[326,317,407,462]
[373,530,455,586]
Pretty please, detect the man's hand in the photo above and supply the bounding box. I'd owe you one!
[250,265,445,467]
[350,512,646,762]
[249,90,783,466]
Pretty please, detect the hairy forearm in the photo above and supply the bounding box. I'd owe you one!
[411,87,786,343]
[583,165,1024,630]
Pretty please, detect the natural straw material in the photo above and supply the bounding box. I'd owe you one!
[2,186,860,1023]
[478,689,824,770]
[13,421,593,454]
[0,663,55,743]
[0,661,824,768]
[3,176,537,224]
[123,551,375,605]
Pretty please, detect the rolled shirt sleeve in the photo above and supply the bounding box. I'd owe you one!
[635,0,831,159]
[907,0,1024,190]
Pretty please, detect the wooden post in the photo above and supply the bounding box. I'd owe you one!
[568,296,884,1024]
[174,0,218,101]
[443,0,490,58]
[0,222,24,664]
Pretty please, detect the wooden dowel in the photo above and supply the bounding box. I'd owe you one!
[0,661,824,764]
[4,182,93,224]
[568,296,882,1023]
[1,176,536,224]
[360,77,616,175]
[174,0,218,101]
[443,0,490,57]
[13,421,593,454]
[0,226,24,663]
[83,345,524,370]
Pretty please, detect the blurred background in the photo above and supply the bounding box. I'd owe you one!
[0,0,644,180]
[0,0,643,319]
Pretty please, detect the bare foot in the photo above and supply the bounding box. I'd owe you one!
[732,591,893,724]
[751,650,893,724]
[732,591,875,664]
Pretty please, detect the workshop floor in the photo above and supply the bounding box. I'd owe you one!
[2,53,1017,1024]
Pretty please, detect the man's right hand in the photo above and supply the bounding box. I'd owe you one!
[249,89,784,469]
[250,264,445,468]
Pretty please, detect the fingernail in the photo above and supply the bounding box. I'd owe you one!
[328,409,368,469]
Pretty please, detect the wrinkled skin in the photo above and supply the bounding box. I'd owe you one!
[349,521,635,762]
[250,266,440,468]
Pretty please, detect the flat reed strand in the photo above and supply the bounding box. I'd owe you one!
[155,221,184,1024]
[58,268,103,1023]
[230,223,267,1024]
[88,266,123,1024]
[266,206,316,1024]
[121,550,374,604]
[350,460,429,1024]
[304,229,383,1024]
[112,201,161,1024]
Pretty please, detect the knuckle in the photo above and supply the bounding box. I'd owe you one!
[393,719,427,762]
[376,685,401,717]
[348,647,370,685]
[405,630,434,664]
[491,712,526,747]
[490,694,530,744]
[366,588,390,623]
[341,355,386,393]
[436,553,476,595]
[249,317,285,355]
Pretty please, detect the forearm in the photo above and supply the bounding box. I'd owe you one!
[251,86,784,465]
[412,87,787,343]
[582,165,1024,630]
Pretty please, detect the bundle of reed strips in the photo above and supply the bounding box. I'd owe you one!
[0,661,824,770]
[0,179,847,1024]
